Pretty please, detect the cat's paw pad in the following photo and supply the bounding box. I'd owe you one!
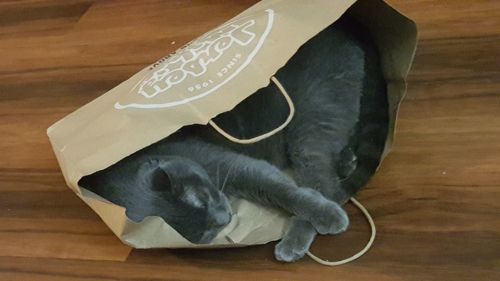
[274,237,309,262]
[309,201,349,235]
[338,147,358,179]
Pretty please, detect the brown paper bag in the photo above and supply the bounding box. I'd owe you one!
[47,0,417,248]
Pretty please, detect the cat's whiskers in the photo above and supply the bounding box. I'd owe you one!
[220,162,236,193]
[216,162,221,189]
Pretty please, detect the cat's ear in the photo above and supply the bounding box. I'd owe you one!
[150,166,176,193]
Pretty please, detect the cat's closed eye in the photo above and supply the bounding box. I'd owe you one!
[181,189,206,209]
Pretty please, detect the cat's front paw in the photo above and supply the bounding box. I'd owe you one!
[274,235,309,262]
[308,200,349,235]
[274,218,317,263]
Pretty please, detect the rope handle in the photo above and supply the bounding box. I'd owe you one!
[208,76,295,144]
[210,76,375,265]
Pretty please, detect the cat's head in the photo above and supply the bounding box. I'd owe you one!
[133,157,233,244]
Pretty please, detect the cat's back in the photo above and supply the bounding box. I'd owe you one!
[276,17,367,97]
[173,17,376,164]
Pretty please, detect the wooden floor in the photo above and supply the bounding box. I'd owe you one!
[1,0,499,280]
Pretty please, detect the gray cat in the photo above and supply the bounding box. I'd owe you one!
[79,15,388,262]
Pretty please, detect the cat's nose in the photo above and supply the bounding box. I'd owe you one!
[221,213,232,225]
[210,213,231,227]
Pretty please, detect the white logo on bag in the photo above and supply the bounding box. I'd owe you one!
[115,9,275,110]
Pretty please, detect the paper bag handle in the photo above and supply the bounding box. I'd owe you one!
[208,76,295,144]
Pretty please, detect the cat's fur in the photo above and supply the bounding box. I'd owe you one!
[79,15,388,262]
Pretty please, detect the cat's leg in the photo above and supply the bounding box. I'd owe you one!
[288,134,350,202]
[275,124,354,261]
[274,217,317,262]
[215,155,349,235]
[285,78,360,202]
